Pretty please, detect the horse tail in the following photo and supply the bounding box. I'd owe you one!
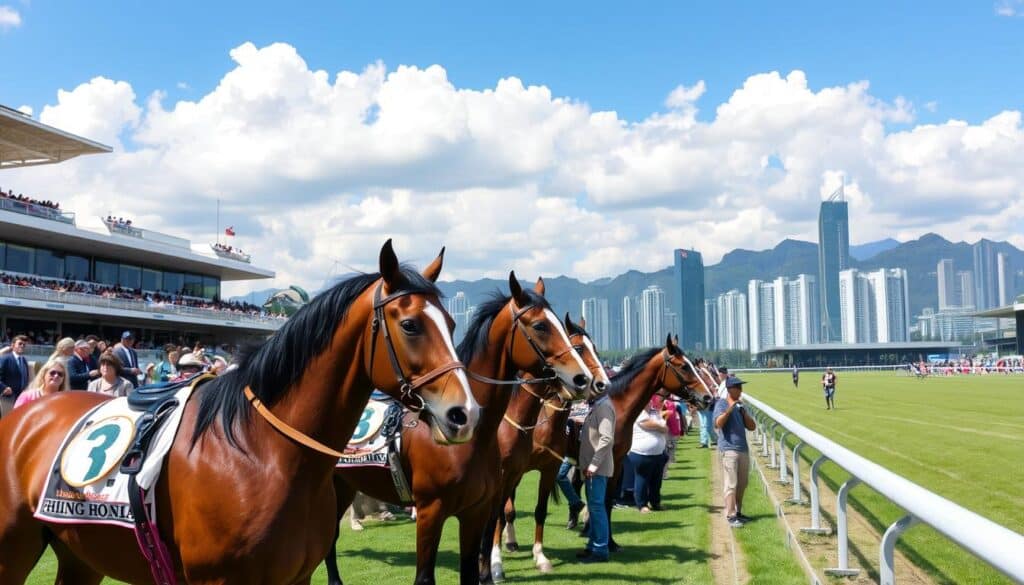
[549,481,561,506]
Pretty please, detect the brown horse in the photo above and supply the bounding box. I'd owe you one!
[483,315,610,582]
[0,241,478,585]
[324,274,593,585]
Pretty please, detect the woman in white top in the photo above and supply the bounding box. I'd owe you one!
[628,395,669,512]
[87,352,132,397]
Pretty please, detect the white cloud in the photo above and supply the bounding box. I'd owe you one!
[924,101,938,113]
[0,5,21,30]
[176,81,190,90]
[7,42,1024,297]
[995,0,1024,16]
[16,105,32,116]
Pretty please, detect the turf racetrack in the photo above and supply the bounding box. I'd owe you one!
[743,370,1024,585]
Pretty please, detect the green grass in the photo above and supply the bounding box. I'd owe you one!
[743,371,1024,585]
[731,458,807,585]
[26,434,724,584]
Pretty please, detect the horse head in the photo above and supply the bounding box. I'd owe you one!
[564,313,610,401]
[504,272,592,394]
[368,241,479,445]
[660,334,713,408]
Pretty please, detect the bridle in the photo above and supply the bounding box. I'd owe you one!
[502,330,592,434]
[658,350,710,404]
[367,282,467,413]
[467,301,565,387]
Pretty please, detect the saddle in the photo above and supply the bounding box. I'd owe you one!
[126,375,203,411]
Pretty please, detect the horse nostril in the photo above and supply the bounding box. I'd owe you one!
[446,407,469,428]
[573,374,589,389]
[595,381,607,392]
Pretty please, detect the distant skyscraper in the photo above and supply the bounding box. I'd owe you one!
[839,269,871,343]
[937,259,956,310]
[838,268,910,343]
[673,249,705,351]
[622,295,639,350]
[449,291,470,344]
[714,290,748,351]
[581,297,610,349]
[640,285,666,348]
[973,239,997,310]
[704,299,718,351]
[818,187,850,342]
[787,274,820,345]
[747,279,777,354]
[957,271,975,308]
[997,252,1010,306]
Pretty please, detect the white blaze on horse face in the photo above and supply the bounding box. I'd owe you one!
[423,304,479,414]
[581,335,610,387]
[544,309,588,377]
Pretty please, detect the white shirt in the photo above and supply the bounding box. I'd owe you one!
[630,409,667,456]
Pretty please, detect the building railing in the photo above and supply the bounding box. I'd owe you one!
[210,244,251,263]
[0,197,76,225]
[744,394,1024,584]
[0,284,284,328]
[101,218,191,249]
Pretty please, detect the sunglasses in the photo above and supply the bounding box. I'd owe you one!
[48,370,65,378]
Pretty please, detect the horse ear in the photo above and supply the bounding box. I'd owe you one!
[579,315,587,329]
[422,247,445,283]
[665,334,675,350]
[534,276,546,296]
[508,271,526,305]
[379,239,401,287]
[674,334,680,346]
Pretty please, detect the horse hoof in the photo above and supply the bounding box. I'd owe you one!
[537,560,553,573]
[493,568,506,583]
[505,541,519,553]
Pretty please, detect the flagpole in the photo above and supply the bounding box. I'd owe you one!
[216,199,220,245]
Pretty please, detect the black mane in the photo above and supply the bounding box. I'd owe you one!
[192,267,442,449]
[607,344,681,397]
[456,289,550,364]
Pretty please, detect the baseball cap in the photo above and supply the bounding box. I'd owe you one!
[725,375,747,388]
[121,330,134,339]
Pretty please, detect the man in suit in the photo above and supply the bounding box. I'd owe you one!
[113,331,142,389]
[576,394,616,563]
[0,335,32,416]
[68,340,99,391]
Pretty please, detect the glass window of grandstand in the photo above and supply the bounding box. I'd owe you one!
[35,249,65,279]
[94,259,119,286]
[182,273,203,297]
[0,242,5,270]
[142,268,162,293]
[5,244,34,274]
[119,264,141,290]
[162,271,184,295]
[65,255,90,281]
[202,276,220,300]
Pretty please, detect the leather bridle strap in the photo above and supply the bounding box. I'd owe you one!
[244,386,345,458]
[466,302,560,387]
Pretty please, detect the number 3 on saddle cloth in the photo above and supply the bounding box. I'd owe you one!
[336,392,413,504]
[35,374,216,529]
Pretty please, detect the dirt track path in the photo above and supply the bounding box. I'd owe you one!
[708,448,749,585]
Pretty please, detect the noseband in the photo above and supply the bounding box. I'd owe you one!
[368,282,467,413]
[467,302,562,387]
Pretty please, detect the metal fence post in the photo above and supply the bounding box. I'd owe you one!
[777,431,790,484]
[768,423,780,468]
[880,514,919,585]
[825,477,862,576]
[787,441,806,504]
[801,455,829,534]
[761,419,772,457]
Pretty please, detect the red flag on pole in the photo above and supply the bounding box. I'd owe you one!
[225,226,235,237]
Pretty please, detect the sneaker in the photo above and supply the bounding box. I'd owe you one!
[575,549,593,559]
[727,516,744,528]
[579,554,609,564]
[735,513,753,523]
[613,503,631,510]
[639,506,651,514]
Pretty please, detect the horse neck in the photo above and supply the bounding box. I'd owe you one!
[609,358,664,431]
[465,309,519,441]
[505,384,550,435]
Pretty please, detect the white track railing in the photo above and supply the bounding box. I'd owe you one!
[744,394,1024,584]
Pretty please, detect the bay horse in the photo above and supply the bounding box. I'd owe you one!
[0,240,478,585]
[324,274,593,585]
[482,315,610,583]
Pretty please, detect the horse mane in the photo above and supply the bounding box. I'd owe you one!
[191,267,442,450]
[455,289,550,364]
[607,344,681,397]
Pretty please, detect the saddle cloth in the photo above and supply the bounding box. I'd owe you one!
[34,382,198,529]
[336,398,403,468]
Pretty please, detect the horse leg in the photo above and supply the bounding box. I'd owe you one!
[0,507,48,584]
[501,495,518,552]
[478,503,503,584]
[413,499,445,585]
[456,504,488,585]
[51,542,103,585]
[531,467,557,573]
[325,481,357,585]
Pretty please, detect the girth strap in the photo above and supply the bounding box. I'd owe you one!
[245,386,345,458]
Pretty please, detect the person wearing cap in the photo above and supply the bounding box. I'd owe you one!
[67,340,100,390]
[713,375,757,528]
[113,331,142,388]
[172,352,207,382]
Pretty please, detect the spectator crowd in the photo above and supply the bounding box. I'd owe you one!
[1,187,61,211]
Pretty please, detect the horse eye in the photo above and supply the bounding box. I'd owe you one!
[531,321,549,333]
[400,319,419,334]
[573,345,586,353]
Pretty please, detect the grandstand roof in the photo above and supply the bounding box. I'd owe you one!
[973,302,1024,319]
[0,105,111,169]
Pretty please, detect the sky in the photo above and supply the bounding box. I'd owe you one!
[1,1,1023,295]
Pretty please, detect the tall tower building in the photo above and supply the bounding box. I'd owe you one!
[839,268,910,343]
[448,291,469,344]
[704,299,718,351]
[817,186,850,342]
[997,252,1011,306]
[957,271,975,309]
[747,279,776,354]
[839,269,871,343]
[973,239,997,310]
[673,249,705,351]
[622,295,639,350]
[640,285,666,348]
[937,259,956,310]
[715,289,748,351]
[581,297,610,349]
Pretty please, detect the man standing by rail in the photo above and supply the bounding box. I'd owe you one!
[714,375,757,528]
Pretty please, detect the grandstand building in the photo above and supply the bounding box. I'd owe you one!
[0,104,279,348]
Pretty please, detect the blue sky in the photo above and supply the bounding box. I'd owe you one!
[2,1,1022,124]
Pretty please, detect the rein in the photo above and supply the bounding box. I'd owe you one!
[466,302,561,387]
